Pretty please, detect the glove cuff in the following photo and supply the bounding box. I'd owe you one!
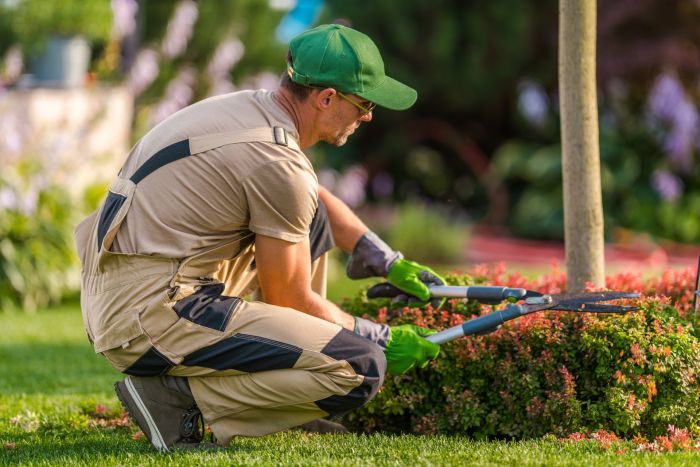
[353,317,390,348]
[346,231,403,279]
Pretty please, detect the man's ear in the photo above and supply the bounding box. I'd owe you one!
[315,88,336,110]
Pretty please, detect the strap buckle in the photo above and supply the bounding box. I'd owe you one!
[272,127,289,147]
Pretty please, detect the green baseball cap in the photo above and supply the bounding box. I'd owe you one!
[288,24,417,111]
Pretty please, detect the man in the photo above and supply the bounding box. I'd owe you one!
[75,24,443,451]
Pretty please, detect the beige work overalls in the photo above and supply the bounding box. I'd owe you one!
[75,127,385,444]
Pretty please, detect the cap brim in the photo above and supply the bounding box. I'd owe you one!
[357,76,417,111]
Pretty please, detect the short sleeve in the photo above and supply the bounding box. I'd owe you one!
[244,160,318,243]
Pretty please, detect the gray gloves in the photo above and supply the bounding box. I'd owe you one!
[346,231,403,279]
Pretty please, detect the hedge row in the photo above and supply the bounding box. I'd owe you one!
[341,264,700,439]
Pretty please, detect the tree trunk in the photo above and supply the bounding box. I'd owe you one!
[559,0,605,291]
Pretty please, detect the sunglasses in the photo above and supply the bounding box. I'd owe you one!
[287,66,377,117]
[336,91,376,116]
[287,66,376,116]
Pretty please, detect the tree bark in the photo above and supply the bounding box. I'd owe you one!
[559,0,605,291]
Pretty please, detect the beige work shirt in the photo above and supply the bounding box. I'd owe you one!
[112,90,318,263]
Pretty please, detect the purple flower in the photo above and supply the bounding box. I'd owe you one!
[208,79,236,97]
[162,0,199,59]
[206,38,244,96]
[127,48,160,96]
[664,101,698,172]
[652,169,683,201]
[111,0,139,39]
[207,38,245,77]
[0,187,17,211]
[517,80,549,129]
[648,73,684,122]
[647,73,700,172]
[0,111,27,158]
[334,165,367,208]
[371,172,394,199]
[150,67,196,126]
[19,186,38,216]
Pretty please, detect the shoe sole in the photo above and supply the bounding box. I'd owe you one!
[114,376,169,451]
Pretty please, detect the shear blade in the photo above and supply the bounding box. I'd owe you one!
[554,291,640,302]
[523,290,544,299]
[551,303,637,313]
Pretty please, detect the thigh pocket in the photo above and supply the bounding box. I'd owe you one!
[173,283,240,332]
[93,309,143,354]
[92,309,150,372]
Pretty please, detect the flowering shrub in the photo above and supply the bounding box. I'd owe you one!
[0,161,95,311]
[342,263,700,439]
[561,426,700,453]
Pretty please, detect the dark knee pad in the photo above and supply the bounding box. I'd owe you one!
[315,328,387,416]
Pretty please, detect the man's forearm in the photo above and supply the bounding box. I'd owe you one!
[303,294,356,330]
[256,234,356,330]
[318,185,367,252]
[262,287,356,330]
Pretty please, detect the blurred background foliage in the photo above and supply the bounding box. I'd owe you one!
[12,0,114,53]
[113,0,288,138]
[0,160,79,312]
[319,0,700,243]
[1,0,700,309]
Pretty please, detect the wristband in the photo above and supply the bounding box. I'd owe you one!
[346,231,403,279]
[353,316,390,348]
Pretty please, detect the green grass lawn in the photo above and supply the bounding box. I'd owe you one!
[2,306,699,466]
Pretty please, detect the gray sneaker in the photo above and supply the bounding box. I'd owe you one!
[114,375,206,451]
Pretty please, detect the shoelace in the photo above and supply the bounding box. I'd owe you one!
[180,405,204,443]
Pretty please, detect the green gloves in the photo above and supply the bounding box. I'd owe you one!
[354,318,441,375]
[384,324,440,375]
[387,259,445,302]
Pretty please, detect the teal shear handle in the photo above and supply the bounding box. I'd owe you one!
[424,304,525,344]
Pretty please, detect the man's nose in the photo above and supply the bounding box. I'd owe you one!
[360,111,373,122]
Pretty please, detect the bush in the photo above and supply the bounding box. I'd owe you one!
[0,162,96,312]
[11,0,113,53]
[341,264,700,439]
[381,202,468,264]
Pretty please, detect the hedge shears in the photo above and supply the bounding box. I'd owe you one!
[367,284,640,344]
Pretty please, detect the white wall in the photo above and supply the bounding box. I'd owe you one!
[0,86,133,198]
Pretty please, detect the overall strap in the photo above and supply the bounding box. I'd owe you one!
[130,126,298,184]
[95,127,297,250]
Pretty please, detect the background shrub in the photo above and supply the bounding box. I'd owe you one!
[318,1,700,244]
[380,202,468,264]
[0,161,103,312]
[341,265,700,439]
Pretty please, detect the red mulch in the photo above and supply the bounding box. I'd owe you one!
[466,233,698,270]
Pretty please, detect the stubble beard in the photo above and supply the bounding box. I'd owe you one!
[329,123,359,146]
[332,133,350,146]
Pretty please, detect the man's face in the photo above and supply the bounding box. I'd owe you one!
[321,93,374,147]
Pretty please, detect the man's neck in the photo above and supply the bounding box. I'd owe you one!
[272,88,316,150]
